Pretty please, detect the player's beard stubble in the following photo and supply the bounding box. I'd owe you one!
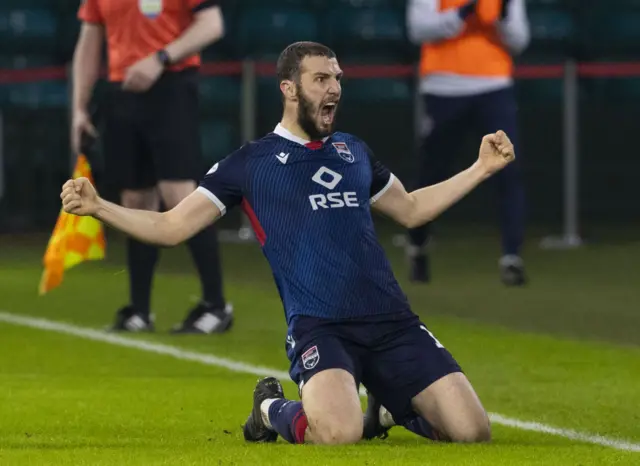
[297,88,338,141]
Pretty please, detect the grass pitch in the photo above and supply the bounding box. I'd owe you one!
[1,226,639,465]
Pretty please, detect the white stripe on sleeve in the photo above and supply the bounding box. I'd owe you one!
[370,173,396,204]
[196,187,227,216]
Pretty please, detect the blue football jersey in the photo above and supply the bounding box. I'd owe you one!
[198,124,410,323]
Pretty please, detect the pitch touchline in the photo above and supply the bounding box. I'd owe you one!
[1,311,638,453]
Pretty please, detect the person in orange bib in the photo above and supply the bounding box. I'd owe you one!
[72,0,233,333]
[407,0,530,286]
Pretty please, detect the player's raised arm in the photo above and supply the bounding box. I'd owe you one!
[60,178,219,246]
[372,131,515,228]
[60,147,247,246]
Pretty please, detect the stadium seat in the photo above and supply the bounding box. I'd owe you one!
[236,8,319,58]
[0,9,57,38]
[3,82,68,109]
[522,7,575,60]
[0,9,58,54]
[529,11,574,41]
[325,7,408,62]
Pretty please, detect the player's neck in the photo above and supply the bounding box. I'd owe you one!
[279,117,317,143]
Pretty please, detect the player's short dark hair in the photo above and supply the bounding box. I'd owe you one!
[276,41,337,83]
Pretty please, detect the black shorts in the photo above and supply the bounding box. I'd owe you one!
[102,68,202,190]
[286,311,462,424]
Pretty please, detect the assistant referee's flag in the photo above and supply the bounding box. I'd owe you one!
[39,155,106,295]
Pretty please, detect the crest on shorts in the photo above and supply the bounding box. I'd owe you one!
[332,142,354,163]
[301,345,320,370]
[139,0,162,19]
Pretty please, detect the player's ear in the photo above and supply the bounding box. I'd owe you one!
[280,80,298,102]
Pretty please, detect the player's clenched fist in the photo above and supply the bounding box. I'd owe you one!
[477,130,516,176]
[60,177,99,216]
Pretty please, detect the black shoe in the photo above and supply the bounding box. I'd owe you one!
[243,377,285,443]
[499,256,527,287]
[170,302,234,334]
[108,306,155,333]
[363,390,390,440]
[410,254,430,283]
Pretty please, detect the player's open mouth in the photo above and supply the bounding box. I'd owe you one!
[321,102,337,125]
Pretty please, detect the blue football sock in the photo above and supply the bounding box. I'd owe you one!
[268,399,308,444]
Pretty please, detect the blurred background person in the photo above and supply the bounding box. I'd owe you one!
[72,0,233,333]
[406,0,530,286]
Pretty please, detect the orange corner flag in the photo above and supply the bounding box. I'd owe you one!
[39,155,106,295]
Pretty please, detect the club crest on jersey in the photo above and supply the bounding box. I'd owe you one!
[139,0,162,18]
[301,345,320,370]
[332,142,354,163]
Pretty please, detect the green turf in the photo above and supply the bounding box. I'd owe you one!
[0,228,639,464]
[1,325,637,466]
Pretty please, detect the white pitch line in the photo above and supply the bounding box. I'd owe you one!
[1,311,639,453]
[489,414,640,453]
[0,311,290,380]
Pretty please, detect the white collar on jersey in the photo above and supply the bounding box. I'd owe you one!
[274,123,331,146]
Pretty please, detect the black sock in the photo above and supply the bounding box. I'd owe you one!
[408,223,431,250]
[186,224,225,309]
[127,238,160,317]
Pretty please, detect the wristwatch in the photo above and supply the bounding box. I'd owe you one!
[156,49,172,68]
